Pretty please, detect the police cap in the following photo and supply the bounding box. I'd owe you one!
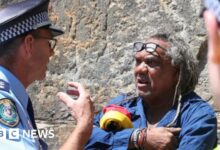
[0,0,64,45]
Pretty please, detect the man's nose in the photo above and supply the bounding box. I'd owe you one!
[138,62,148,69]
[135,62,148,73]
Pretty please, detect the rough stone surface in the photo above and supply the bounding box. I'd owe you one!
[1,0,219,149]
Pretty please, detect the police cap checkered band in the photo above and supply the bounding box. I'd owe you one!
[0,0,64,45]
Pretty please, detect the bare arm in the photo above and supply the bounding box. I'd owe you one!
[204,10,220,107]
[57,82,94,150]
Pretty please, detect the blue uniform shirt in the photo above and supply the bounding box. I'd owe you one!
[85,92,217,150]
[0,66,42,150]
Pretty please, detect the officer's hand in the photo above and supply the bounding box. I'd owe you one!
[142,127,181,150]
[57,82,94,127]
[57,82,94,150]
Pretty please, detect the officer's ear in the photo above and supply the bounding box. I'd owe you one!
[23,34,34,58]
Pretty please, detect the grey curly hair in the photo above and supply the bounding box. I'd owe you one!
[149,33,199,96]
[147,33,199,127]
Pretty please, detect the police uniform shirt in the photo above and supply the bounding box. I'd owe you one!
[0,66,41,150]
[0,0,63,149]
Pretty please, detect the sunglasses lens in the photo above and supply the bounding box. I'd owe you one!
[146,43,157,52]
[133,42,167,53]
[133,42,144,52]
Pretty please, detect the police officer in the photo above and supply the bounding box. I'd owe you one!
[0,0,94,149]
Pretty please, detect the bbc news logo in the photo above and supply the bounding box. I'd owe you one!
[0,128,55,139]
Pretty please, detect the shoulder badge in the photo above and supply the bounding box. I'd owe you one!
[0,99,19,127]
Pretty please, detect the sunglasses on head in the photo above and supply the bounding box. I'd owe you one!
[133,42,167,52]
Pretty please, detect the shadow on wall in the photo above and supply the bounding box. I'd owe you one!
[196,39,208,76]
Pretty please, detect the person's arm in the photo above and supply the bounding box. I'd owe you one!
[177,102,217,149]
[204,10,220,107]
[59,121,93,150]
[57,82,94,150]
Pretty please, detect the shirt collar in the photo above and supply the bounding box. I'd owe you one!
[0,66,29,108]
[137,96,177,127]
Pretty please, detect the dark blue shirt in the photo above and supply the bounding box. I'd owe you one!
[85,92,217,150]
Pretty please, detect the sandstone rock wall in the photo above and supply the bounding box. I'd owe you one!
[1,0,218,149]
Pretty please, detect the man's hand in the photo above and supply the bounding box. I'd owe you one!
[57,82,94,126]
[142,127,181,150]
[57,82,94,150]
